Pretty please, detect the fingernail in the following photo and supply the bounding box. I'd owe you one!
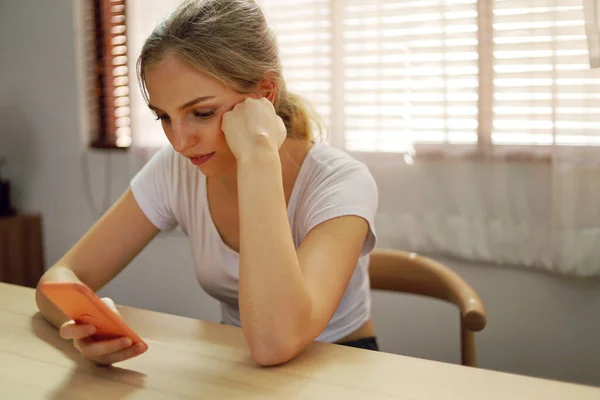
[134,343,146,354]
[87,326,97,334]
[121,338,132,347]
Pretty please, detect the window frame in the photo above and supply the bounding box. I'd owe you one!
[88,0,131,150]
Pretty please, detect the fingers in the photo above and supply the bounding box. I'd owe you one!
[60,320,96,340]
[96,342,148,365]
[75,336,132,357]
[74,337,147,365]
[100,297,122,318]
[59,299,146,366]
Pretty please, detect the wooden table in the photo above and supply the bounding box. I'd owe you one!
[1,283,599,399]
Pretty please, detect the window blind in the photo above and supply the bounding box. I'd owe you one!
[341,0,480,152]
[127,0,600,154]
[492,0,600,147]
[260,0,480,152]
[89,0,131,149]
[259,0,333,131]
[126,0,182,148]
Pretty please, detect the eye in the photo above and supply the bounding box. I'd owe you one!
[193,110,216,120]
[154,113,170,122]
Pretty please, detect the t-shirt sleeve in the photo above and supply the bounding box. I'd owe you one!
[130,145,179,231]
[302,162,378,256]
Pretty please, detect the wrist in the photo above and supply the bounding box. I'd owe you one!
[237,145,281,171]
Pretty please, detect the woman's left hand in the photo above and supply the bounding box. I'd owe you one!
[221,97,287,161]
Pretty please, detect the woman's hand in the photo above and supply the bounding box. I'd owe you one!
[58,297,147,365]
[221,97,287,161]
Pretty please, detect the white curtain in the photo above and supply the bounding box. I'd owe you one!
[356,152,600,277]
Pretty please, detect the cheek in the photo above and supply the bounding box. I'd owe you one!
[161,123,176,144]
[212,118,228,145]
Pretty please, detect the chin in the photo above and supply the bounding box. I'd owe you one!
[194,160,236,178]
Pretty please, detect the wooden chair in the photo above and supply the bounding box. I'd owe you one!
[369,249,487,367]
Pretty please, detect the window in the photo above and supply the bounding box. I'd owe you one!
[86,0,131,149]
[126,0,182,149]
[261,0,480,153]
[127,0,600,156]
[338,0,480,152]
[491,0,600,149]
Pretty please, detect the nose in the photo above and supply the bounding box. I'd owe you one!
[170,120,200,154]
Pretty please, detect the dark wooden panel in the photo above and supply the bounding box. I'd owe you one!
[0,214,45,288]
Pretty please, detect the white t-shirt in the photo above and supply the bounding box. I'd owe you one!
[130,143,378,342]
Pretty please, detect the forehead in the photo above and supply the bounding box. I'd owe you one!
[144,53,231,107]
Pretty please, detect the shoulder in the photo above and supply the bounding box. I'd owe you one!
[301,143,377,195]
[133,145,198,185]
[148,144,190,175]
[307,143,366,169]
[293,143,378,255]
[130,145,201,231]
[294,143,379,219]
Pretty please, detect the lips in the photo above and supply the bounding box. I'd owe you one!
[189,152,215,166]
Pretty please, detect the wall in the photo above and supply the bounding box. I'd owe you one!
[0,0,222,323]
[371,257,600,386]
[0,0,598,388]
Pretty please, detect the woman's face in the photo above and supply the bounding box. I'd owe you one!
[144,53,253,177]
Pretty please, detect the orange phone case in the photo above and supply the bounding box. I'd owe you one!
[39,282,145,345]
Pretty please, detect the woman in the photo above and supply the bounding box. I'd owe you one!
[36,0,379,366]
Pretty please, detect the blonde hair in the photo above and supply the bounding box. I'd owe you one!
[137,0,324,142]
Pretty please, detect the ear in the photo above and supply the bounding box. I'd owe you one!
[252,79,277,103]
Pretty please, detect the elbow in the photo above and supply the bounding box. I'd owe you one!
[244,297,315,366]
[247,320,316,366]
[247,330,308,367]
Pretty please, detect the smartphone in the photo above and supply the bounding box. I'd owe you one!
[39,282,146,346]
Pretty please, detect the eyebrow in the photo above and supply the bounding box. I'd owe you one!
[148,96,216,113]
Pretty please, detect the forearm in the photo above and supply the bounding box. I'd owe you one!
[237,150,313,364]
[35,265,83,329]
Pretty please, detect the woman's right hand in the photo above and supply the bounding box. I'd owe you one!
[58,297,147,365]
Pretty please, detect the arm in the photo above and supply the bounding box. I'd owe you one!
[222,97,372,366]
[237,150,369,366]
[36,188,160,329]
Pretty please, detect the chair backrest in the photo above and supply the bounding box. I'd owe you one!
[369,249,487,367]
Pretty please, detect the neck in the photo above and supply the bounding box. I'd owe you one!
[215,167,239,198]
